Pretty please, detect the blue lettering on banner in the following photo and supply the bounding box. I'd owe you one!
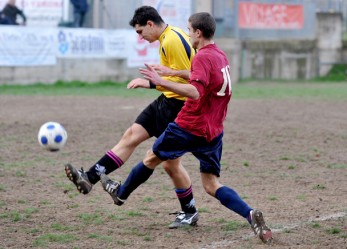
[58,30,105,56]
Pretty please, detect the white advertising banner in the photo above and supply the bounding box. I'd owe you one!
[0,0,63,27]
[0,26,56,66]
[56,28,132,58]
[126,32,160,68]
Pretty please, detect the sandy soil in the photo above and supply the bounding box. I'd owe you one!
[0,95,346,249]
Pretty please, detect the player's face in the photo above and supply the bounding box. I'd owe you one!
[135,22,155,43]
[188,22,198,49]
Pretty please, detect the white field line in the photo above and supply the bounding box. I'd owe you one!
[200,212,346,249]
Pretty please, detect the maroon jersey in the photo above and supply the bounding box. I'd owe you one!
[175,43,232,142]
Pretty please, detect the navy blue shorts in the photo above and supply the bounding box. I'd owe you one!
[153,122,223,177]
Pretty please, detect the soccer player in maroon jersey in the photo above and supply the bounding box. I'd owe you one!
[101,12,273,243]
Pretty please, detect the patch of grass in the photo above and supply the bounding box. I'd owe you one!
[235,82,347,100]
[143,196,154,203]
[326,227,341,235]
[15,170,27,177]
[294,155,307,162]
[198,207,211,213]
[0,185,6,192]
[311,222,321,228]
[107,213,126,221]
[313,184,326,190]
[243,160,249,167]
[0,200,6,208]
[33,233,76,247]
[77,213,103,225]
[2,81,347,100]
[268,196,278,201]
[116,240,131,246]
[0,81,160,98]
[127,211,144,217]
[327,163,347,169]
[288,164,296,170]
[280,156,291,161]
[221,220,248,231]
[87,233,113,242]
[296,194,306,201]
[51,223,74,231]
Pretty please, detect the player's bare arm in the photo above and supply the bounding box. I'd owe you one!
[127,78,151,89]
[140,64,199,100]
[150,64,190,80]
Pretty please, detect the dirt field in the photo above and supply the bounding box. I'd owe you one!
[0,95,346,249]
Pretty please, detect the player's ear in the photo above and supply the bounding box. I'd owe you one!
[196,29,202,37]
[147,20,154,27]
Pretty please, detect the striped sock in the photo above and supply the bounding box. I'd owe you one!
[87,150,124,184]
[176,186,197,213]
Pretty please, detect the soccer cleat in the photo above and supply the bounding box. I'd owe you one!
[65,163,93,194]
[168,211,199,229]
[250,209,273,243]
[100,174,125,206]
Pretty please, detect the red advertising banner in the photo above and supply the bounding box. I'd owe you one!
[239,2,304,29]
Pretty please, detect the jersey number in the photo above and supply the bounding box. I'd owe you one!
[217,65,232,96]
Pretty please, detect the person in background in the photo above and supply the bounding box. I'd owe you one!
[70,0,88,27]
[0,0,26,25]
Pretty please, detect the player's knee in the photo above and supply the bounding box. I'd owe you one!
[202,181,220,197]
[121,126,142,146]
[162,161,181,176]
[143,150,162,169]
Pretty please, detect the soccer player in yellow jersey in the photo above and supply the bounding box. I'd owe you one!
[65,6,199,228]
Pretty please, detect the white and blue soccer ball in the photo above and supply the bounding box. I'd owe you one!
[38,122,68,151]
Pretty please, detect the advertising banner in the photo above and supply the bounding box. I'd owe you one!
[0,26,56,66]
[56,28,131,58]
[239,2,304,29]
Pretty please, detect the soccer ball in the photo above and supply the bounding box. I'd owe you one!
[38,122,68,151]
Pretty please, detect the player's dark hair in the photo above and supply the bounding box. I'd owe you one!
[188,12,216,39]
[129,6,164,27]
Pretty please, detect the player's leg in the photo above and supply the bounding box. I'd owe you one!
[197,133,272,243]
[162,158,199,228]
[65,123,150,194]
[100,149,162,205]
[65,96,160,194]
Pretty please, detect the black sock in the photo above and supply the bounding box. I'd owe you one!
[176,185,197,213]
[87,150,124,184]
[117,161,154,200]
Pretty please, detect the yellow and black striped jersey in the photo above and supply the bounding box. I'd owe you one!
[157,25,195,100]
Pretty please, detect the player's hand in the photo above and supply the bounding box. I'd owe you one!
[149,64,173,76]
[127,78,150,89]
[139,64,162,86]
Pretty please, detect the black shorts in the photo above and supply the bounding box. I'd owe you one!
[135,94,185,138]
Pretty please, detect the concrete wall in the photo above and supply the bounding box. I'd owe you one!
[0,58,139,85]
[316,13,343,76]
[239,12,343,81]
[240,40,318,80]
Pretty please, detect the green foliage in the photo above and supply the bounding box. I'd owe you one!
[314,64,347,82]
